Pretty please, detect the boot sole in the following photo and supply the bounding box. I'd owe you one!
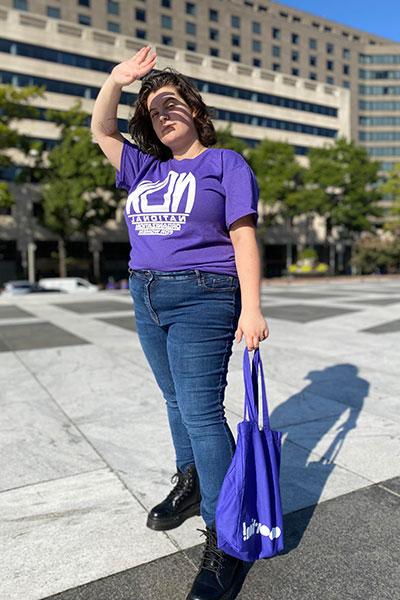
[146,502,201,531]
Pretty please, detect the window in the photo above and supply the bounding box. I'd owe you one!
[326,42,334,54]
[107,21,120,32]
[293,16,301,23]
[312,21,320,29]
[78,14,91,25]
[13,0,28,9]
[343,80,350,88]
[327,60,334,71]
[291,50,299,62]
[186,21,196,35]
[326,76,334,84]
[309,72,317,80]
[209,28,219,41]
[343,48,350,60]
[232,34,240,47]
[232,52,241,62]
[107,0,119,15]
[231,15,240,28]
[253,58,261,67]
[186,2,196,16]
[309,55,317,67]
[186,41,196,51]
[209,8,218,22]
[343,64,350,75]
[78,0,90,6]
[272,27,281,40]
[161,14,172,28]
[162,35,172,45]
[252,21,261,34]
[252,40,261,53]
[324,26,332,32]
[272,63,281,71]
[272,46,281,58]
[309,38,317,50]
[47,6,60,18]
[136,9,146,21]
[136,29,147,39]
[291,33,299,44]
[161,0,171,7]
[291,68,299,76]
[210,47,219,57]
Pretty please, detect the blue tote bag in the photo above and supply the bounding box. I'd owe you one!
[215,347,284,561]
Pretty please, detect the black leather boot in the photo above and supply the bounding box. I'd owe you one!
[146,464,201,531]
[186,525,248,600]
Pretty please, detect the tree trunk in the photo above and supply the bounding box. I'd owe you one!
[58,238,67,277]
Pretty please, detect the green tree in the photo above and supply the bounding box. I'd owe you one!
[248,139,321,268]
[380,163,400,235]
[306,137,382,273]
[0,84,45,207]
[41,101,122,278]
[214,124,248,154]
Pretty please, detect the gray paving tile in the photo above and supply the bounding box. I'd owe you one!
[265,292,348,300]
[42,478,400,600]
[380,476,400,495]
[262,304,359,323]
[343,297,400,306]
[53,301,133,314]
[361,319,400,334]
[0,305,35,319]
[96,316,137,332]
[0,322,90,352]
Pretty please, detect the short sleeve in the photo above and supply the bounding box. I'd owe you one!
[221,150,259,230]
[115,138,147,191]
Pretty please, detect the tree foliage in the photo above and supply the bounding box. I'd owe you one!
[306,137,382,236]
[379,163,400,235]
[0,83,45,206]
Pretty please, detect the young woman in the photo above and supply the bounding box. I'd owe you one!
[91,46,269,600]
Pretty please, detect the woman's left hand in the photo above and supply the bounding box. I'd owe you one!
[235,309,269,351]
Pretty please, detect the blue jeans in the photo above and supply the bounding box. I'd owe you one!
[129,268,242,528]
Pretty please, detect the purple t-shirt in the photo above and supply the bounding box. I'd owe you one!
[115,139,259,276]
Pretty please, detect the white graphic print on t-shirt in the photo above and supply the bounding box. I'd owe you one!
[125,171,196,236]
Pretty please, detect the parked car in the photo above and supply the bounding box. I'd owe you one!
[1,280,64,296]
[38,277,98,293]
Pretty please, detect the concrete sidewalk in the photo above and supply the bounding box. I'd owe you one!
[1,278,399,600]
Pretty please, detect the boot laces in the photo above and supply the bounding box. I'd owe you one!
[166,470,190,501]
[197,527,225,574]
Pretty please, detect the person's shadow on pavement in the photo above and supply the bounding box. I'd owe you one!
[271,362,368,553]
[237,362,369,595]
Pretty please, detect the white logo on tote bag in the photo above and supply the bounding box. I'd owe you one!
[242,518,281,542]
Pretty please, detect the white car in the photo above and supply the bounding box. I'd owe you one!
[38,277,99,293]
[1,280,64,296]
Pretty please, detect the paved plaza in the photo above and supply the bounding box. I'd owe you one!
[1,277,399,600]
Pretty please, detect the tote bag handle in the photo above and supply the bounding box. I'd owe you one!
[243,347,271,431]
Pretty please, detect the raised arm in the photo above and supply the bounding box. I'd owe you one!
[90,46,157,170]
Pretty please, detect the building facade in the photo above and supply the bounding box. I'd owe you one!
[0,4,353,281]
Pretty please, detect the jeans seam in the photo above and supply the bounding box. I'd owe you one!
[217,296,237,461]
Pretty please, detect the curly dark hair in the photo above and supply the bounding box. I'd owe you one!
[128,67,217,160]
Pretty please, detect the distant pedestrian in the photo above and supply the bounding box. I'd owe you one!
[91,46,269,600]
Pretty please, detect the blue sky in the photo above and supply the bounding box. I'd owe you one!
[275,1,400,42]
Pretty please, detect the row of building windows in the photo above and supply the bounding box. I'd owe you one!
[359,85,400,96]
[0,40,339,116]
[0,71,338,138]
[360,54,400,65]
[367,147,400,157]
[359,116,400,126]
[213,108,337,137]
[15,103,338,144]
[359,69,400,80]
[360,100,400,110]
[359,131,400,141]
[0,38,350,86]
